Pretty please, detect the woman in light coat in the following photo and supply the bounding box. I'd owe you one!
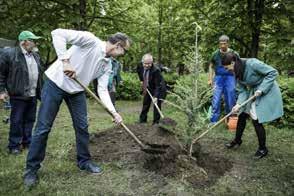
[222,52,283,159]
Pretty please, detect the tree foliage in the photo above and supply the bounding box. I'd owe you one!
[0,0,292,72]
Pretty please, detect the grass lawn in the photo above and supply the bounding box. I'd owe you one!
[0,99,293,195]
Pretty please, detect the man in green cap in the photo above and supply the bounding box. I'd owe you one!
[0,30,43,155]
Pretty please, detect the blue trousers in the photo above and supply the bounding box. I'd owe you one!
[210,75,236,123]
[8,97,37,150]
[26,79,91,172]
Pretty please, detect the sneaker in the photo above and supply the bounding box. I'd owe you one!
[24,170,38,190]
[79,162,103,174]
[253,148,268,159]
[225,140,242,149]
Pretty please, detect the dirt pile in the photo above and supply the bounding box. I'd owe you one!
[86,123,232,187]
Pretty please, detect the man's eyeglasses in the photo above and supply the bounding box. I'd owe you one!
[118,43,128,54]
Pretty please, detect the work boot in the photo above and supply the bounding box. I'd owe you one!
[24,170,38,190]
[79,162,103,174]
[253,148,268,159]
[225,139,242,149]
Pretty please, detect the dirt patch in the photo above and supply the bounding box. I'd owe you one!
[86,123,232,188]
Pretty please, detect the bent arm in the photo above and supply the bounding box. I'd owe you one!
[97,70,117,115]
[236,82,249,105]
[0,52,9,93]
[208,63,215,84]
[253,60,278,95]
[51,28,97,60]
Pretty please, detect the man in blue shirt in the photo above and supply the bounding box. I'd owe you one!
[208,35,238,123]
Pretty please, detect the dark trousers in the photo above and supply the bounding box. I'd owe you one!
[8,97,37,150]
[109,91,116,106]
[93,78,116,106]
[139,93,162,124]
[26,79,91,172]
[235,112,266,149]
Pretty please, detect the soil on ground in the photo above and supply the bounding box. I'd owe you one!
[85,123,233,188]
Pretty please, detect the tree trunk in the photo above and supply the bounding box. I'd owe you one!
[79,0,87,30]
[247,0,265,57]
[157,3,163,64]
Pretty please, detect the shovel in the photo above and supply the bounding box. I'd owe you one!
[73,78,167,154]
[146,89,177,129]
[189,95,257,156]
[146,88,165,119]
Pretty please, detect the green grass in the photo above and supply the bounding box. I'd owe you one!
[0,99,293,195]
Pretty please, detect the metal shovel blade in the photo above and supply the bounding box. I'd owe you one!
[141,143,169,154]
[142,147,167,154]
[146,142,170,149]
[73,78,169,156]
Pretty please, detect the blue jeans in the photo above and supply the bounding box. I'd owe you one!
[8,97,37,149]
[210,75,236,123]
[26,79,91,172]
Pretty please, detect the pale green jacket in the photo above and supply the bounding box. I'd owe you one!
[237,58,283,123]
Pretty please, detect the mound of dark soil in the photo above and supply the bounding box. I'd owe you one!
[86,123,233,188]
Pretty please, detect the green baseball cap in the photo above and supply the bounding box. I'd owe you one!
[18,31,42,41]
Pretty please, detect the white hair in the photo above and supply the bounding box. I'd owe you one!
[141,53,153,62]
[219,35,229,42]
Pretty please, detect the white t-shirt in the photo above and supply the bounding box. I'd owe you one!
[45,29,116,114]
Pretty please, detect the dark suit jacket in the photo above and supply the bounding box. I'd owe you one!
[137,63,166,99]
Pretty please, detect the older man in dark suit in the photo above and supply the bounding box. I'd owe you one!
[137,53,167,124]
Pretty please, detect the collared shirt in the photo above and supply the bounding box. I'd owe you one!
[45,29,116,114]
[20,45,39,97]
[210,48,238,76]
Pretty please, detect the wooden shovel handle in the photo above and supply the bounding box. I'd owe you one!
[189,95,256,156]
[191,95,256,143]
[146,88,164,118]
[73,78,145,148]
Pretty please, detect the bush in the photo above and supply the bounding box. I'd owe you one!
[163,72,179,90]
[116,72,141,100]
[275,75,294,127]
[168,73,212,110]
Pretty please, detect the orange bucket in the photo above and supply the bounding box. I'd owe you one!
[227,116,238,132]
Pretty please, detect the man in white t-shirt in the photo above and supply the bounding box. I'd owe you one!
[24,29,131,189]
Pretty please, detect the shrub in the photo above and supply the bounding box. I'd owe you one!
[116,72,141,100]
[275,75,294,127]
[168,73,212,113]
[163,72,179,90]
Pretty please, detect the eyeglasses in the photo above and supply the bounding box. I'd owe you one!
[118,43,128,54]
